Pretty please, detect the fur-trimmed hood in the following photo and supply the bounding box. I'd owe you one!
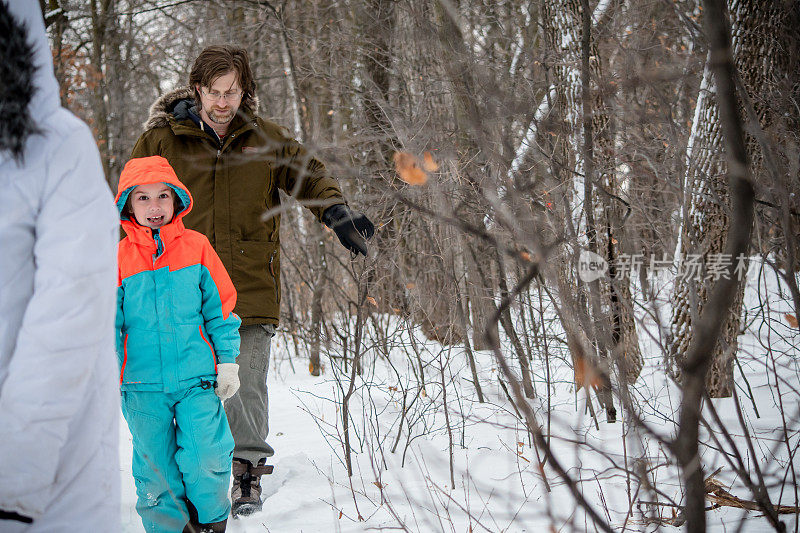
[143,85,259,131]
[0,1,48,162]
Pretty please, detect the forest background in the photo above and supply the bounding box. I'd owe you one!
[41,0,800,531]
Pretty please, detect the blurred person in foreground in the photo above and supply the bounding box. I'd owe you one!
[131,44,374,517]
[0,0,120,530]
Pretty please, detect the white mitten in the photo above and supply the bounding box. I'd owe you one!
[215,363,240,401]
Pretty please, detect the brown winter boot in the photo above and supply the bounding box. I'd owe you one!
[231,458,273,518]
[183,500,228,532]
[183,499,200,533]
[200,520,227,532]
[184,521,227,533]
[184,520,227,533]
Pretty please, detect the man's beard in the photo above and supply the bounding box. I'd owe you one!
[206,106,235,124]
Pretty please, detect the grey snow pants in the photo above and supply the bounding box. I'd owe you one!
[223,323,275,465]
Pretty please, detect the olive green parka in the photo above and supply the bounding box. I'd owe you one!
[131,87,345,325]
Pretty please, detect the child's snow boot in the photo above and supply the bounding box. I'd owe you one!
[198,519,227,532]
[183,499,200,533]
[183,500,227,532]
[184,520,227,533]
[231,458,273,518]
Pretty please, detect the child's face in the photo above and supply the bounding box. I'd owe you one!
[130,183,175,229]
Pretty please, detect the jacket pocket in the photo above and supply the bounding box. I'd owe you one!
[119,333,129,385]
[268,246,280,304]
[175,324,218,382]
[198,325,217,371]
[240,324,272,372]
[234,240,280,318]
[120,328,161,385]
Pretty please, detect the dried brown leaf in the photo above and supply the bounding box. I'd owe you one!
[422,151,439,172]
[393,151,428,185]
[574,355,603,390]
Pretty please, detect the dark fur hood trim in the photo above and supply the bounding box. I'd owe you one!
[143,86,259,131]
[0,1,39,161]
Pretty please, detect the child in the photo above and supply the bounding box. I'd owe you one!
[115,155,241,533]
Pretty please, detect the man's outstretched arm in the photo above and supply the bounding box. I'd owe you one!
[276,135,375,256]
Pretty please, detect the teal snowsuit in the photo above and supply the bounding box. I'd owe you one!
[115,156,241,531]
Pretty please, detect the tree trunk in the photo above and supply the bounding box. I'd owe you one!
[433,1,500,350]
[541,0,622,419]
[671,0,795,397]
[46,0,67,106]
[463,237,495,351]
[675,2,756,529]
[89,0,115,180]
[309,227,326,376]
[496,249,536,398]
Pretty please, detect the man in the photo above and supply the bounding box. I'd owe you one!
[0,1,120,531]
[131,45,374,518]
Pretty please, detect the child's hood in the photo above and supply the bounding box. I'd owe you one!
[115,155,193,222]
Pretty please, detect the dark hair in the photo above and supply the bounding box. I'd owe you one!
[121,199,133,221]
[189,45,256,106]
[0,0,41,163]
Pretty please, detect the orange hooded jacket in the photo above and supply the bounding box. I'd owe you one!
[114,156,241,392]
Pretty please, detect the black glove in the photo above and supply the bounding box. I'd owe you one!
[322,204,375,256]
[0,510,33,523]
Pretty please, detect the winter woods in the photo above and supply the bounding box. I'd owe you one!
[44,0,800,530]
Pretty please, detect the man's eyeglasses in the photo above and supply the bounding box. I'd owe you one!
[201,89,243,102]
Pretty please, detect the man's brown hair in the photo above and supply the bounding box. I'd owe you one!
[189,45,256,108]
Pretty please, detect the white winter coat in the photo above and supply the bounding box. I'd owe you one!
[0,1,121,531]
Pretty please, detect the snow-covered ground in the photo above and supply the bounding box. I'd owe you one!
[119,263,800,532]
